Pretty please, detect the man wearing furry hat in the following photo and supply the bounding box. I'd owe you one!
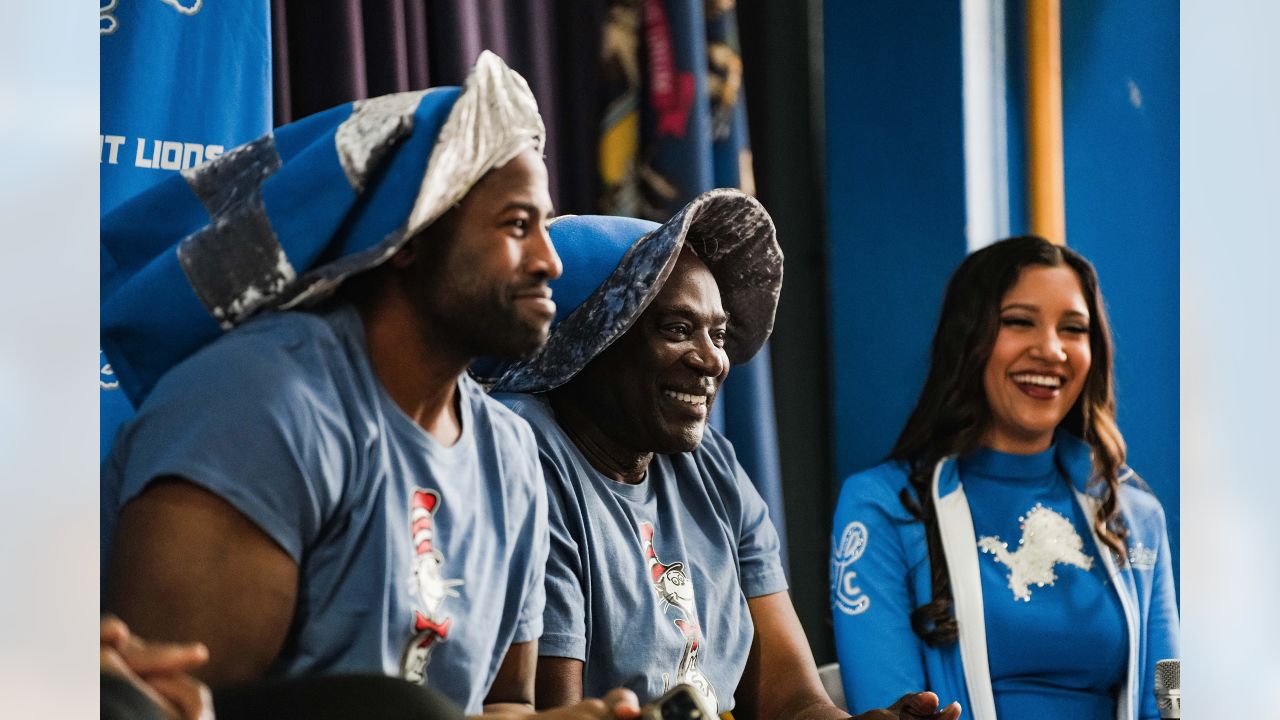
[491,191,962,720]
[101,53,637,719]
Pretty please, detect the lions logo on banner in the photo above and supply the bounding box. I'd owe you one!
[100,0,272,459]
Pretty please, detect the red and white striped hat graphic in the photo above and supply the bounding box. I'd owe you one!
[411,489,440,557]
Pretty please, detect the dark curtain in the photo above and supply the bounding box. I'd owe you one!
[737,0,834,665]
[271,0,603,214]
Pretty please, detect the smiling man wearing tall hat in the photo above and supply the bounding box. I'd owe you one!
[100,52,637,719]
[491,189,963,720]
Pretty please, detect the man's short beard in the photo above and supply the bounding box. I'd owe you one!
[405,227,550,361]
[448,306,549,360]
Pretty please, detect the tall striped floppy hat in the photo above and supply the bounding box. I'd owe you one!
[102,51,544,405]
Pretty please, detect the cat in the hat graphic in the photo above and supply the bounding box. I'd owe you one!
[400,488,463,684]
[639,521,717,711]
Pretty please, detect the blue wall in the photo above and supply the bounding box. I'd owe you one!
[1059,1,1180,587]
[824,2,969,480]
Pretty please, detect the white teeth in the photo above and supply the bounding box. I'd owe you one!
[663,390,707,406]
[1011,373,1063,388]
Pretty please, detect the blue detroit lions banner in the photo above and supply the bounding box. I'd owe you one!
[100,0,272,458]
[99,0,272,214]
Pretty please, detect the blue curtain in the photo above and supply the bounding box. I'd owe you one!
[100,0,272,459]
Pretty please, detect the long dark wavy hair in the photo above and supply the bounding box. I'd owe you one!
[892,235,1128,647]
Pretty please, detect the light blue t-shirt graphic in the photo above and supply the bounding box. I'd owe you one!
[495,393,788,713]
[638,519,718,708]
[102,303,548,714]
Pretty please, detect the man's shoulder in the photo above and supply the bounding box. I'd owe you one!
[465,383,543,474]
[692,423,738,463]
[489,392,592,489]
[175,309,334,369]
[143,307,358,416]
[489,392,561,448]
[675,425,744,489]
[491,391,552,425]
[220,307,346,357]
[646,428,744,510]
[453,385,548,531]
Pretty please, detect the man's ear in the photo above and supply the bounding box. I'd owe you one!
[390,236,419,269]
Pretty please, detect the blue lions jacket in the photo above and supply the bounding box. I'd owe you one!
[829,431,1178,720]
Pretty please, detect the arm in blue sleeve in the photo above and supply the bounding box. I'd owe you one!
[513,428,549,644]
[1138,502,1180,720]
[536,448,588,661]
[731,459,789,597]
[111,329,345,562]
[830,469,928,714]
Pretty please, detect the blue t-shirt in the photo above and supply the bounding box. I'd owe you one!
[102,303,548,714]
[962,446,1127,719]
[495,393,788,714]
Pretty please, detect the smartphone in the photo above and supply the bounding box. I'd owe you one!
[640,683,716,720]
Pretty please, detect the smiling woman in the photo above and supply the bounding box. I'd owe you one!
[829,236,1178,720]
[982,264,1093,455]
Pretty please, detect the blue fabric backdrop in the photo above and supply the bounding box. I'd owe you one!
[99,0,272,459]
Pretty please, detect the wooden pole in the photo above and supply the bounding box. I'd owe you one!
[1026,0,1066,245]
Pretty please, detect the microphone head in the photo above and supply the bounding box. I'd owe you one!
[1154,658,1180,719]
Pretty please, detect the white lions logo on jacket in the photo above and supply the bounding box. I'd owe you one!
[978,503,1093,602]
[401,488,464,684]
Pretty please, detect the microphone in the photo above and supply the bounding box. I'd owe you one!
[1154,658,1180,719]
